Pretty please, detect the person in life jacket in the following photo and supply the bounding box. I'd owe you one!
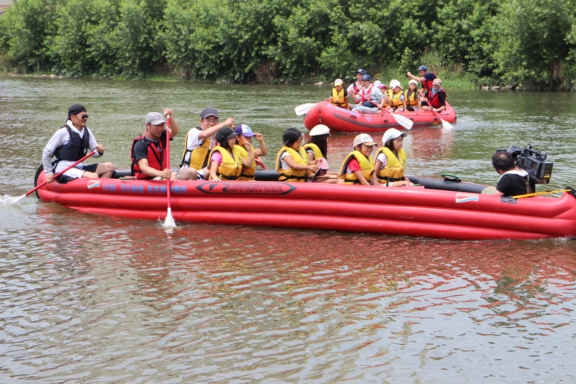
[131,110,180,181]
[233,124,267,181]
[329,78,349,110]
[404,80,421,111]
[347,69,367,105]
[276,128,319,182]
[481,150,535,197]
[387,80,407,112]
[303,124,342,184]
[351,74,386,115]
[406,64,437,95]
[421,78,447,113]
[373,128,412,187]
[42,104,114,184]
[373,81,390,111]
[179,107,236,180]
[208,128,253,182]
[339,134,376,185]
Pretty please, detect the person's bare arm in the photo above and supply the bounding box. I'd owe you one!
[354,170,371,186]
[137,158,171,179]
[198,118,235,140]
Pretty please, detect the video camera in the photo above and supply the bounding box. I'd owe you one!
[504,145,554,184]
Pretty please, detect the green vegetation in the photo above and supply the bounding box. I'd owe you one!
[1,0,575,89]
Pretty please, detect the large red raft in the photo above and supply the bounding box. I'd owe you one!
[303,100,457,132]
[35,171,576,241]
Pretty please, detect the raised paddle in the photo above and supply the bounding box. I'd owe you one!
[162,115,177,228]
[11,149,98,204]
[295,103,317,116]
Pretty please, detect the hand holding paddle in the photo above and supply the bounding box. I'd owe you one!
[11,149,98,204]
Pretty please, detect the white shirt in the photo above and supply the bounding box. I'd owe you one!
[376,153,388,169]
[42,121,101,175]
[181,127,213,169]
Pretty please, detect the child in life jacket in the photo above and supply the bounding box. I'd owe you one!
[373,128,412,187]
[208,128,253,183]
[303,124,342,183]
[404,80,421,111]
[329,79,349,110]
[338,134,376,185]
[276,128,319,182]
[374,81,390,111]
[387,80,406,112]
[234,124,267,181]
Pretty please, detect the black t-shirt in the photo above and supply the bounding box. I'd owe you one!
[133,131,168,163]
[496,173,535,197]
[436,91,446,107]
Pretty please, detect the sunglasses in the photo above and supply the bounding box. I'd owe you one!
[79,114,89,119]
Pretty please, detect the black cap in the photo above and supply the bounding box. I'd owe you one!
[215,128,237,143]
[67,104,86,120]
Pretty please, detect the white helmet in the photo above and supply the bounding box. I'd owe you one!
[382,128,407,146]
[310,124,330,136]
[390,79,402,89]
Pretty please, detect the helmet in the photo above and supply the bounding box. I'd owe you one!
[310,124,330,136]
[389,79,402,89]
[361,74,372,81]
[382,128,407,146]
[417,65,428,71]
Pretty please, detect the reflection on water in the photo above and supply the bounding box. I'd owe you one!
[1,78,576,382]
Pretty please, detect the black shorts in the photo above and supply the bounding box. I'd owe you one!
[56,163,99,184]
[421,101,430,107]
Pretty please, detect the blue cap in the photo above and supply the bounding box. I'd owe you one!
[361,74,371,81]
[357,69,367,75]
[418,65,428,71]
[234,124,255,137]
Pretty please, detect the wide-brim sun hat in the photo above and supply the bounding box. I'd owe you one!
[353,133,377,148]
[310,124,330,136]
[382,128,407,146]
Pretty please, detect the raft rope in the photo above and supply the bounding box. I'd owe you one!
[512,189,570,199]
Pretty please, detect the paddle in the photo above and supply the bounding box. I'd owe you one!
[512,189,569,199]
[295,103,317,116]
[364,97,413,130]
[162,115,177,228]
[11,149,99,204]
[431,110,453,129]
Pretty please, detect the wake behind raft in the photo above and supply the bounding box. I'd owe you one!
[33,168,576,241]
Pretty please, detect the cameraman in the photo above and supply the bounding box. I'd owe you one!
[483,151,534,197]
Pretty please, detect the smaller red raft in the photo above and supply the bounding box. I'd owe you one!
[303,100,457,133]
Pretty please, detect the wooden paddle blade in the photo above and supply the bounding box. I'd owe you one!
[295,103,317,116]
[391,113,414,130]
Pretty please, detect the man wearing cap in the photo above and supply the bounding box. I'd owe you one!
[42,104,114,184]
[329,79,349,110]
[421,78,447,113]
[131,109,180,180]
[351,74,386,115]
[338,134,376,185]
[406,65,437,95]
[179,108,235,180]
[347,69,367,104]
[234,124,267,181]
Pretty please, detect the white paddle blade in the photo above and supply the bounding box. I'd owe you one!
[391,113,413,130]
[9,194,27,205]
[295,103,317,116]
[441,119,454,130]
[162,208,177,228]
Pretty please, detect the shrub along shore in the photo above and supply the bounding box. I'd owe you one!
[1,0,575,91]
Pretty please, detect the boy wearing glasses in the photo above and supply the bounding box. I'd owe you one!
[42,104,114,184]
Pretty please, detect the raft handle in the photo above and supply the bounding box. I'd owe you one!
[567,186,576,199]
[441,173,462,183]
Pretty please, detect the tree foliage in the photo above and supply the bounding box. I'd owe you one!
[1,0,576,88]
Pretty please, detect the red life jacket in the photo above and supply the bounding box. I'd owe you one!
[421,72,437,91]
[427,88,447,108]
[130,134,167,179]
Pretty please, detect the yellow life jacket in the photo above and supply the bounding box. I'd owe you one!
[338,151,375,184]
[404,90,419,107]
[331,88,346,108]
[209,146,243,180]
[275,146,309,182]
[374,147,407,184]
[388,90,404,108]
[180,127,211,170]
[302,143,323,161]
[235,144,256,181]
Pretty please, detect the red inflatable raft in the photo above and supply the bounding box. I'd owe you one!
[35,170,576,241]
[303,100,457,132]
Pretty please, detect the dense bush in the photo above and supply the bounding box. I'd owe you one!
[1,0,576,88]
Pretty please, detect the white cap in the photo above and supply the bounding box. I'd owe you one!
[334,78,343,86]
[353,134,377,148]
[373,80,382,88]
[310,124,330,136]
[409,79,418,87]
[390,79,402,89]
[382,128,407,146]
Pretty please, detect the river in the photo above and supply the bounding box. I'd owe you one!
[1,77,575,382]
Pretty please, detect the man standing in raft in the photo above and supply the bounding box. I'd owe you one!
[179,108,235,180]
[131,110,180,181]
[42,104,114,183]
